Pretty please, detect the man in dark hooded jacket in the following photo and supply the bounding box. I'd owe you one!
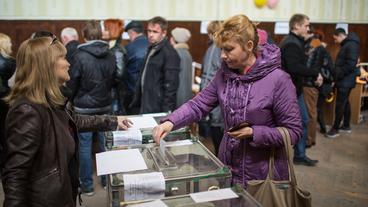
[66,20,116,195]
[326,28,360,138]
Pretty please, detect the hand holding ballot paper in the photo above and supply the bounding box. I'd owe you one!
[152,121,174,144]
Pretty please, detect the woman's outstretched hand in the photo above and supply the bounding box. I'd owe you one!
[117,116,133,130]
[152,121,174,144]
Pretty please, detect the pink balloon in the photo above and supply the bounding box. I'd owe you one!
[267,0,279,9]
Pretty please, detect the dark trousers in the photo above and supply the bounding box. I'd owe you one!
[317,94,326,132]
[332,87,352,130]
[210,126,223,156]
[123,92,137,115]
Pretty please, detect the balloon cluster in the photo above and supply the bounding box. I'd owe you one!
[254,0,279,9]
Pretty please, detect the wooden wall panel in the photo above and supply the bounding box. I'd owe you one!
[0,20,367,65]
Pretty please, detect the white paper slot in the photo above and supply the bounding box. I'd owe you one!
[129,199,167,207]
[164,140,193,147]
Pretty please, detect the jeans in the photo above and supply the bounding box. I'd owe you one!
[294,95,309,159]
[79,132,106,191]
[333,87,352,130]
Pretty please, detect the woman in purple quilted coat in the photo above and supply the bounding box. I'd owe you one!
[153,14,302,188]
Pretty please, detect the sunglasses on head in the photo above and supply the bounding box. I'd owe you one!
[31,31,58,45]
[50,35,57,45]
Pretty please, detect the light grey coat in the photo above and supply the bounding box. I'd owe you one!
[175,43,193,108]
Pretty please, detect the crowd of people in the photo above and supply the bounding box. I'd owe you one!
[0,12,365,206]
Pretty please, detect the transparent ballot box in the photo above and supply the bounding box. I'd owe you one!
[122,186,261,207]
[105,114,190,149]
[107,140,232,207]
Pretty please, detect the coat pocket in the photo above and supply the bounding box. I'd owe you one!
[30,168,68,206]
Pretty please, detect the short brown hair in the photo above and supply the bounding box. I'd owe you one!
[82,20,102,40]
[147,16,168,31]
[289,14,309,30]
[213,14,259,54]
[5,37,66,107]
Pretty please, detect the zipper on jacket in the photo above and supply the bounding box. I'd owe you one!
[31,167,59,182]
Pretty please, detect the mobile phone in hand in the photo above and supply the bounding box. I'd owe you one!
[228,122,251,132]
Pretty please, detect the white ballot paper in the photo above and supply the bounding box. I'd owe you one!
[123,172,166,201]
[142,112,167,117]
[129,116,158,129]
[129,199,167,207]
[112,129,143,146]
[190,188,238,203]
[96,149,147,176]
[159,139,167,157]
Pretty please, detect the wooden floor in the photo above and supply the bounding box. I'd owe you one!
[0,122,367,207]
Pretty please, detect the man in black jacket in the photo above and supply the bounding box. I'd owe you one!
[66,20,116,195]
[131,16,180,113]
[280,14,320,166]
[326,28,360,138]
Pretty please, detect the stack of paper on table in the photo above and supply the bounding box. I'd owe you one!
[112,129,143,146]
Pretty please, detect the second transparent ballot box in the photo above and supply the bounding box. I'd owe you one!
[107,139,232,207]
[122,186,262,207]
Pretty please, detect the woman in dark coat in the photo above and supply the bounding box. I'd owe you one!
[0,33,16,166]
[2,36,131,207]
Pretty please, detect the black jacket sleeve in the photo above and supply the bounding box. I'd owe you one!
[71,112,118,132]
[66,58,82,102]
[0,57,16,80]
[337,43,360,80]
[2,104,42,207]
[283,44,320,77]
[162,49,181,112]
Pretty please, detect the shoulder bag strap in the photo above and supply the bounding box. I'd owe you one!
[277,127,298,186]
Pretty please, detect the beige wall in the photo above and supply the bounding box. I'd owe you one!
[0,0,367,23]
